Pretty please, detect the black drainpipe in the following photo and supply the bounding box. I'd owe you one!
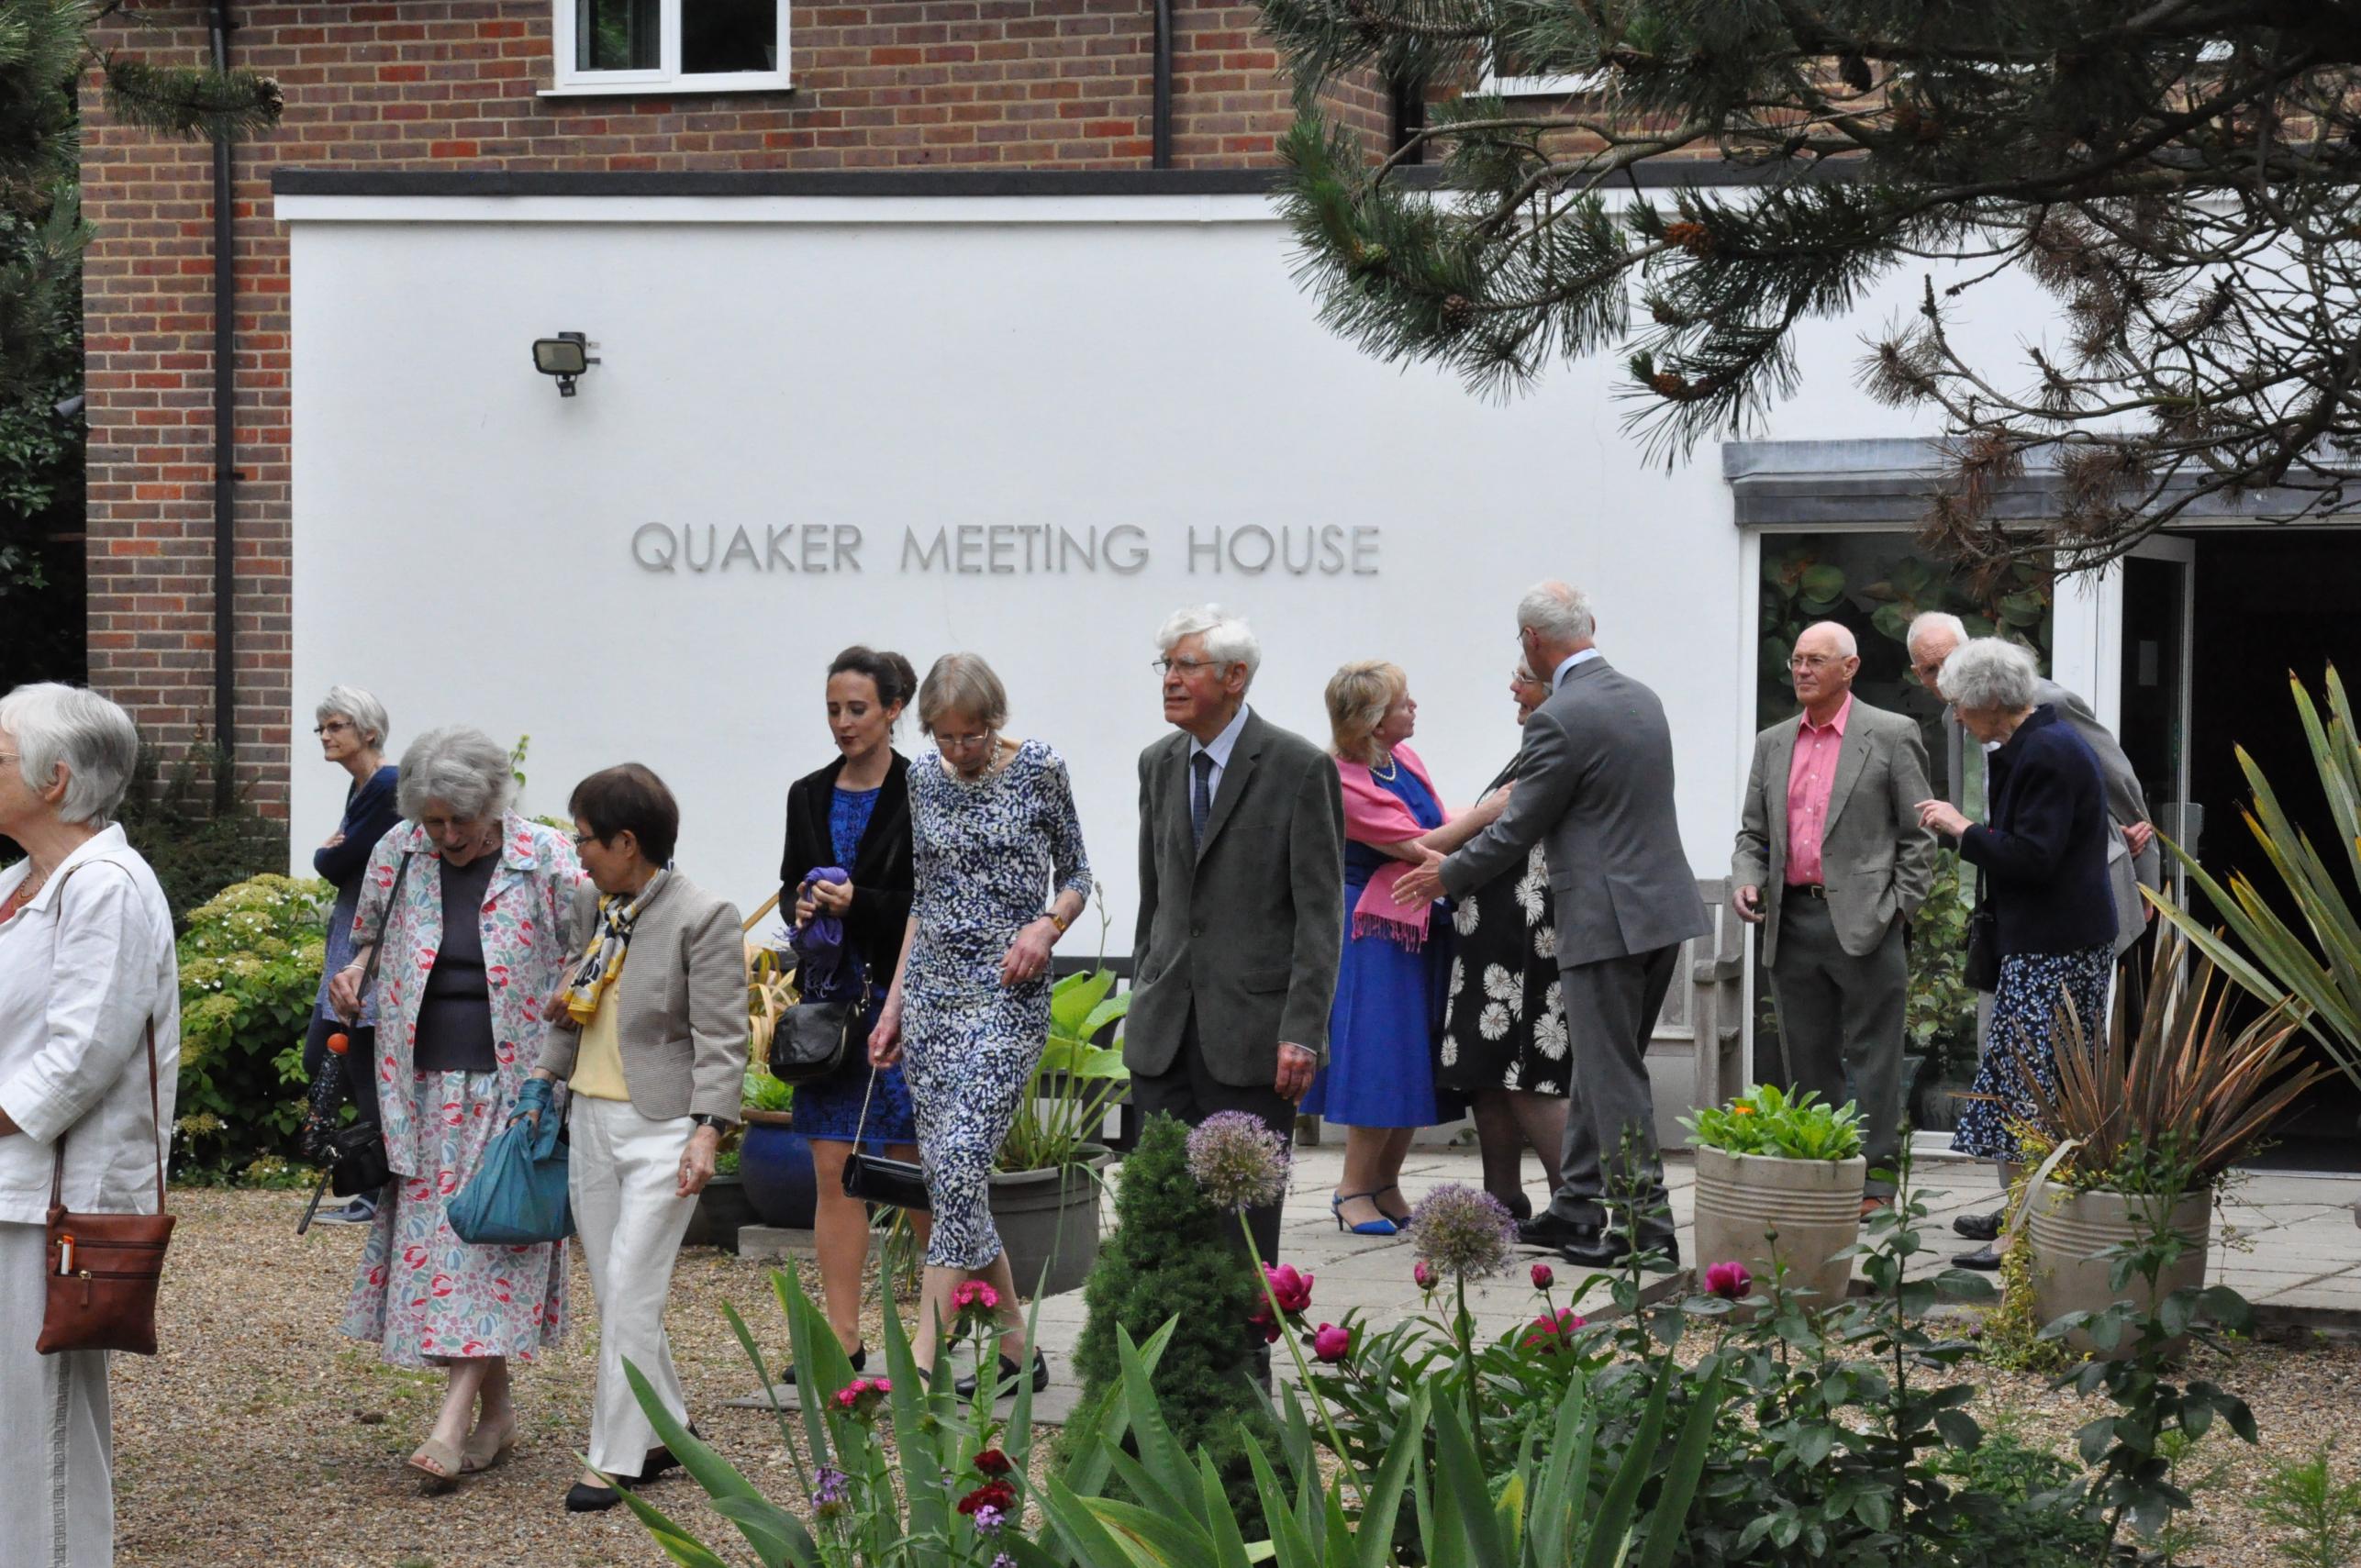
[1152,0,1173,168]
[207,1,239,800]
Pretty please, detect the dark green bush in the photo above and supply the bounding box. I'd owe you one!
[1063,1112,1275,1524]
[175,873,332,1175]
[117,741,287,933]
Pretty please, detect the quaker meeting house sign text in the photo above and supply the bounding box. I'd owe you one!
[629,521,1383,578]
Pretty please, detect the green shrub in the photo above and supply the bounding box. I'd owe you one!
[1681,1082,1864,1160]
[1062,1112,1275,1525]
[117,741,288,931]
[176,873,333,1175]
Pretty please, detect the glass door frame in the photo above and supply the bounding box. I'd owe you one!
[2122,534,2196,908]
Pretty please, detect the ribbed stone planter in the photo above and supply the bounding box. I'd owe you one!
[990,1145,1112,1299]
[1691,1145,1866,1314]
[2026,1185,2212,1360]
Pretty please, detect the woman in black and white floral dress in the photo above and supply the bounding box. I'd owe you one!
[1439,662,1569,1219]
[870,653,1090,1393]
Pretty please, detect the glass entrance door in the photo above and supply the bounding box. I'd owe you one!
[2119,536,2195,907]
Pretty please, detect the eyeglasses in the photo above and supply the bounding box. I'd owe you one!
[1788,653,1843,671]
[313,720,353,737]
[934,731,994,752]
[1152,657,1224,676]
[570,831,603,850]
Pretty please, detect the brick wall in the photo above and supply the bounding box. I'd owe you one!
[80,0,1387,816]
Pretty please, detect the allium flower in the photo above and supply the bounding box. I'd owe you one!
[1703,1261,1754,1300]
[1310,1322,1353,1363]
[1407,1184,1520,1282]
[957,1478,1018,1517]
[1531,1262,1554,1291]
[1264,1262,1315,1315]
[1413,1259,1437,1293]
[1186,1111,1290,1211]
[973,1447,1013,1477]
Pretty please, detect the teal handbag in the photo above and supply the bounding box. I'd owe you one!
[449,1078,573,1246]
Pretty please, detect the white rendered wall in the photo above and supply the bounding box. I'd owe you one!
[285,193,2083,941]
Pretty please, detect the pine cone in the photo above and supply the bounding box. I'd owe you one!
[1439,295,1476,334]
[1663,221,1713,256]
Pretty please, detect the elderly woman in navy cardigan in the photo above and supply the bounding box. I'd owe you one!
[1916,638,2117,1270]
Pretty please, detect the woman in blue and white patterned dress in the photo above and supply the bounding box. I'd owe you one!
[870,652,1091,1393]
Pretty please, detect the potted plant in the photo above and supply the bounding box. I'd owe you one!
[1682,1084,1866,1314]
[2014,928,2326,1357]
[990,964,1130,1297]
[737,1064,818,1231]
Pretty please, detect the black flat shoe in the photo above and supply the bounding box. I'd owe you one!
[1558,1230,1681,1273]
[953,1348,1050,1400]
[1491,1190,1534,1223]
[781,1348,864,1387]
[1952,1209,2004,1242]
[640,1425,699,1481]
[1516,1212,1600,1250]
[1953,1245,2003,1271]
[565,1481,625,1512]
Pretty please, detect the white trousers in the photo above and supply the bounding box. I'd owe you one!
[0,1222,113,1567]
[568,1095,698,1477]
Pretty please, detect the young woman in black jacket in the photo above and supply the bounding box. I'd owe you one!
[779,647,932,1371]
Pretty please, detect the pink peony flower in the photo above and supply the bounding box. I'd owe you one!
[1413,1259,1437,1293]
[1703,1261,1753,1300]
[1531,1262,1555,1291]
[1264,1263,1315,1316]
[1310,1322,1353,1363]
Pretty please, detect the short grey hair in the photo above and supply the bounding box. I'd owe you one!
[0,684,140,827]
[917,652,1010,735]
[1798,620,1859,659]
[1516,580,1596,643]
[316,684,390,750]
[1155,604,1262,685]
[395,726,514,823]
[1906,610,1968,655]
[1942,638,2040,713]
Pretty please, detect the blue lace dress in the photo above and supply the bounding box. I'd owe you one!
[787,784,918,1148]
[901,740,1093,1269]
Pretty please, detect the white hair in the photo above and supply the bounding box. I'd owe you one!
[395,726,514,823]
[316,684,390,750]
[1516,580,1596,643]
[1906,610,1968,654]
[1155,605,1262,685]
[1942,638,2040,713]
[0,683,141,827]
[1799,620,1858,659]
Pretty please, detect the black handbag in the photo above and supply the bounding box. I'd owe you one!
[770,958,863,1085]
[841,1068,930,1213]
[1964,898,2001,994]
[297,854,409,1234]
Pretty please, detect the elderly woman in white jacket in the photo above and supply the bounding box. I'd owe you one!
[0,683,179,1568]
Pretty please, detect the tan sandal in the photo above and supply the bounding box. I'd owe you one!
[409,1437,463,1492]
[461,1414,518,1473]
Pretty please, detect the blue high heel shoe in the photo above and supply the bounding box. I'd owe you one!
[1331,1190,1398,1236]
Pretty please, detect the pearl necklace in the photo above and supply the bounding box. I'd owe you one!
[1370,751,1399,783]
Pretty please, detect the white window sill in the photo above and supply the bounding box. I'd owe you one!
[541,74,793,98]
[1488,72,1603,97]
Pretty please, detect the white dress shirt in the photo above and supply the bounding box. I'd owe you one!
[1552,648,1603,688]
[1189,701,1253,799]
[0,825,180,1223]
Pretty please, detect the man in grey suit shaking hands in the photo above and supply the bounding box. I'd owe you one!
[1732,620,1935,1210]
[1127,605,1345,1271]
[1395,583,1708,1270]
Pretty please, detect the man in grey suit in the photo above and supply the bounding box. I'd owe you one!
[1396,582,1708,1269]
[1128,604,1345,1272]
[1906,610,2156,1239]
[1732,621,1934,1207]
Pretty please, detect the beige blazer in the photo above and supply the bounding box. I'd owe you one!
[539,872,748,1123]
[1732,696,1936,968]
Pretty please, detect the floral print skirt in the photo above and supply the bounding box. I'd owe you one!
[1951,944,2113,1164]
[340,1068,567,1367]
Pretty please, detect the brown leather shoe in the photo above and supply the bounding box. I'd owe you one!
[1860,1195,1892,1219]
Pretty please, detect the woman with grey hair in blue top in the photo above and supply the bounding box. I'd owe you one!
[304,684,401,1224]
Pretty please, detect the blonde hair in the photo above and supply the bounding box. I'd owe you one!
[917,651,1009,736]
[1326,660,1406,767]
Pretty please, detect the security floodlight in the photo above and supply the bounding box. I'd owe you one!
[531,332,598,396]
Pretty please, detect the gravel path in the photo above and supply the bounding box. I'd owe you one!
[116,1191,2361,1567]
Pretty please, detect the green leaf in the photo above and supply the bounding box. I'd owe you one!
[620,1359,791,1568]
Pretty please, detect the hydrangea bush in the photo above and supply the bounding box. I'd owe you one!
[174,873,333,1175]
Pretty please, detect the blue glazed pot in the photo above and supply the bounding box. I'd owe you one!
[739,1115,817,1230]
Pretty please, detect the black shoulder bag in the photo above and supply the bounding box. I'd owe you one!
[297,853,410,1233]
[768,955,863,1085]
[841,1068,930,1213]
[1963,884,2000,995]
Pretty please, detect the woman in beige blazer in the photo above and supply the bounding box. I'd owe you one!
[533,763,746,1512]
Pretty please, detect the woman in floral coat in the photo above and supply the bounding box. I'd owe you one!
[329,726,583,1491]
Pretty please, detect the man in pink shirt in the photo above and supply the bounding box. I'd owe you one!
[1732,621,1935,1210]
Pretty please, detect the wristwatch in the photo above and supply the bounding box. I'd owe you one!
[690,1114,724,1130]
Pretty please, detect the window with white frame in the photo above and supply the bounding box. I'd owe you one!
[549,0,790,95]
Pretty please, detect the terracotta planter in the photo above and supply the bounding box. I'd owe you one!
[2025,1184,2212,1360]
[989,1144,1112,1298]
[1690,1145,1866,1313]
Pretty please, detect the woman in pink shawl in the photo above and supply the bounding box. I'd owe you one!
[1303,662,1510,1236]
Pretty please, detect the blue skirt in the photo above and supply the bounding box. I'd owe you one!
[1302,892,1457,1129]
[790,993,919,1149]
